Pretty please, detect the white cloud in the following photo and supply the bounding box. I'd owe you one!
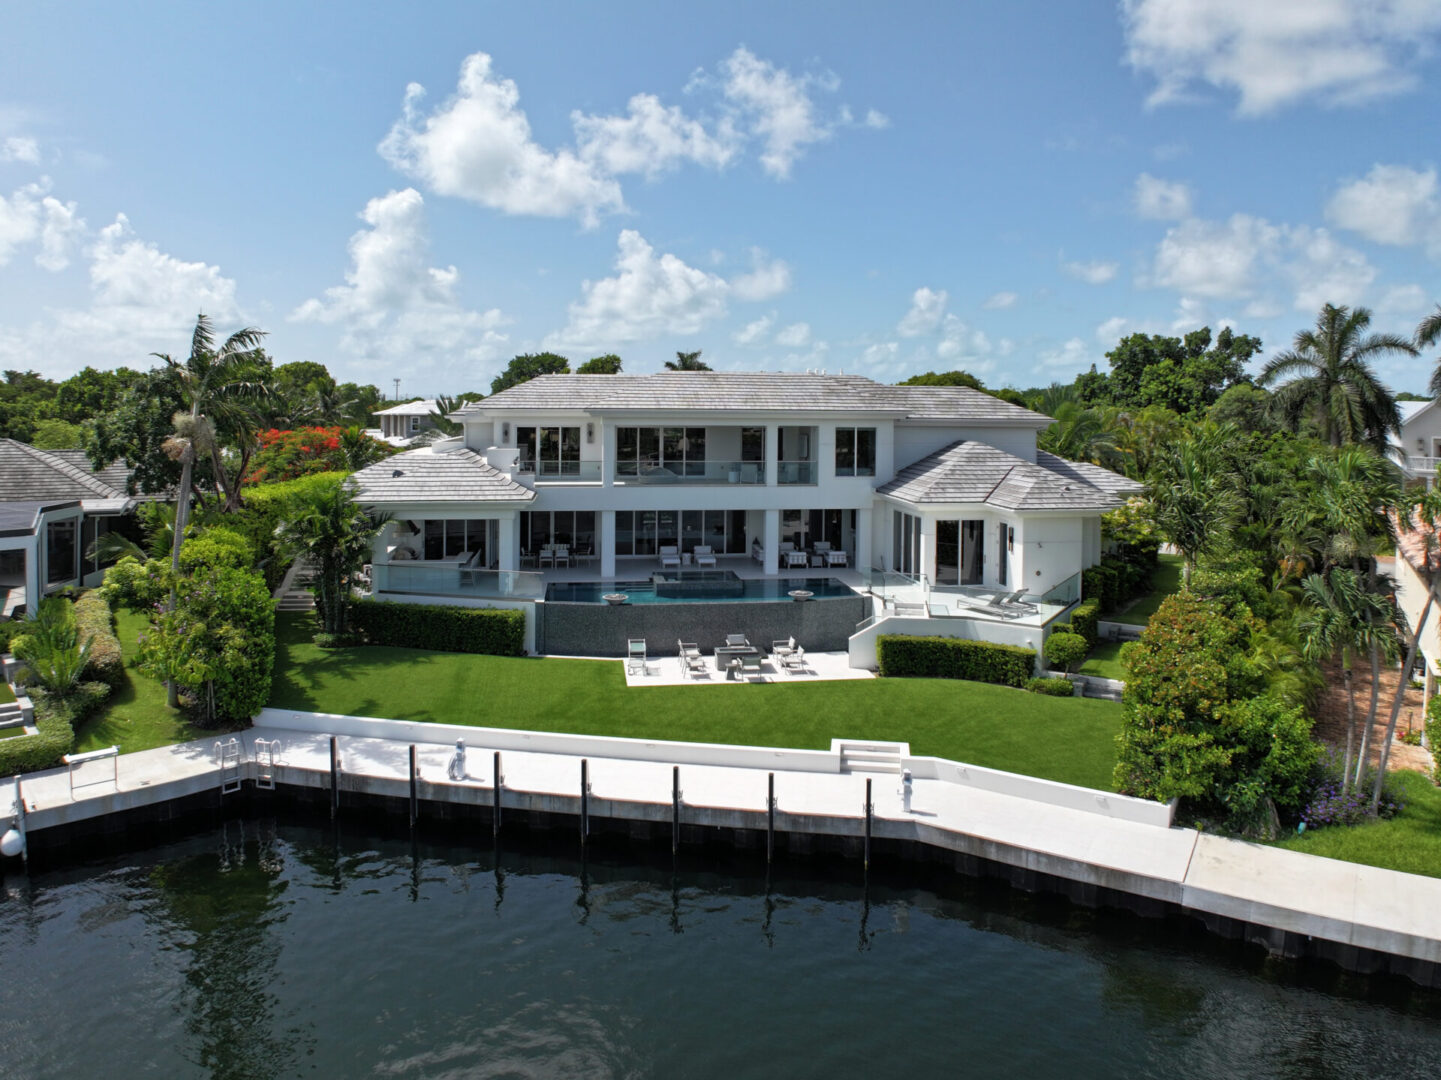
[1121,0,1441,115]
[1284,224,1377,312]
[1134,173,1193,219]
[292,188,507,367]
[1379,282,1429,314]
[0,181,85,271]
[1325,163,1441,254]
[897,286,948,336]
[1061,258,1119,285]
[730,248,792,301]
[1,136,39,164]
[379,52,624,226]
[573,92,738,178]
[733,314,773,345]
[1096,316,1131,342]
[982,290,1018,310]
[859,341,899,368]
[1039,337,1096,372]
[720,46,836,179]
[863,109,890,129]
[547,229,732,348]
[934,314,1001,374]
[775,321,811,347]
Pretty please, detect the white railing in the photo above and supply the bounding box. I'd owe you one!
[1405,455,1441,476]
[372,561,546,600]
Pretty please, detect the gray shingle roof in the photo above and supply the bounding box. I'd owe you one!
[374,399,439,417]
[1034,450,1144,496]
[349,446,535,505]
[878,441,1125,512]
[458,373,1050,426]
[0,439,130,508]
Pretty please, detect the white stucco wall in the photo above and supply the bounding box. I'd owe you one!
[894,424,1038,468]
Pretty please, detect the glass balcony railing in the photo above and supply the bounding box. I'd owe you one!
[514,459,602,482]
[777,460,817,485]
[613,460,767,485]
[1041,571,1081,607]
[372,560,545,600]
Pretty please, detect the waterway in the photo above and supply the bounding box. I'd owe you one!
[3,819,1441,1079]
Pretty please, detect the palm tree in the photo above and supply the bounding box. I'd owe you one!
[665,350,710,371]
[1146,428,1243,586]
[275,479,389,635]
[1037,401,1121,469]
[155,314,268,705]
[1260,303,1415,450]
[1418,303,1441,397]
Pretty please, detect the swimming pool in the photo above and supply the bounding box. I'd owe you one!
[545,570,857,604]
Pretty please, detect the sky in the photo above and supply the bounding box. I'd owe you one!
[1,0,1440,399]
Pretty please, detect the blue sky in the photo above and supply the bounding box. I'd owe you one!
[1,0,1439,397]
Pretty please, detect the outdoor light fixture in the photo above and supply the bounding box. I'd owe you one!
[501,422,511,442]
[586,422,595,443]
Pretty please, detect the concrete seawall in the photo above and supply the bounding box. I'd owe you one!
[7,709,1441,986]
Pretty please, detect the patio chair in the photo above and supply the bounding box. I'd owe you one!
[826,550,849,567]
[725,633,750,647]
[626,638,650,676]
[987,589,1035,616]
[785,549,808,569]
[538,544,555,569]
[779,646,806,675]
[553,544,570,568]
[693,544,717,568]
[739,653,765,679]
[660,545,681,569]
[813,541,832,553]
[771,636,797,660]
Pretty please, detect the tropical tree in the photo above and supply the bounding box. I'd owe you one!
[490,352,570,395]
[1260,303,1415,449]
[1419,303,1441,397]
[275,479,389,635]
[10,597,91,696]
[154,314,268,705]
[665,350,711,371]
[576,354,623,374]
[1146,427,1243,586]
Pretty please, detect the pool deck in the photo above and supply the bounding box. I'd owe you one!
[8,710,1441,981]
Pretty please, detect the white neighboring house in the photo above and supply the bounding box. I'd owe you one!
[1393,399,1441,487]
[369,399,440,446]
[347,373,1140,659]
[1393,515,1440,710]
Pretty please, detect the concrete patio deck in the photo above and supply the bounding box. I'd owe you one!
[618,648,876,687]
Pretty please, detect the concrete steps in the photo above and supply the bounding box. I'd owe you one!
[276,592,316,612]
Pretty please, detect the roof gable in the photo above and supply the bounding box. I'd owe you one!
[878,441,1128,512]
[349,446,535,505]
[0,439,129,505]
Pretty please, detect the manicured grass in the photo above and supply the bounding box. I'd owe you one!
[73,609,204,755]
[1276,771,1441,878]
[1078,640,1129,682]
[270,613,1124,790]
[0,725,25,740]
[1111,554,1183,627]
[0,680,14,705]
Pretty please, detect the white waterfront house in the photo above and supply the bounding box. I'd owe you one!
[349,372,1140,657]
[1395,399,1441,488]
[369,399,441,445]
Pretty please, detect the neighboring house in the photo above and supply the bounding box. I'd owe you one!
[370,399,440,446]
[0,440,137,618]
[1393,514,1440,710]
[1393,399,1441,487]
[349,373,1140,656]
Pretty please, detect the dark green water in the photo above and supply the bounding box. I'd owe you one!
[3,821,1441,1079]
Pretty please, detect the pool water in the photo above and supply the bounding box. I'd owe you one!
[546,571,856,603]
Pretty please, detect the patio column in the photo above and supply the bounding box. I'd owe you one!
[498,514,518,571]
[919,517,936,585]
[26,535,41,612]
[765,422,779,487]
[600,510,616,578]
[763,509,780,575]
[856,507,872,574]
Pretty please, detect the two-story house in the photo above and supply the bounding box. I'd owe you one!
[349,373,1140,660]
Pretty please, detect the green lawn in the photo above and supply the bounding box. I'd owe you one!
[1275,771,1441,878]
[72,609,203,755]
[0,725,25,740]
[1078,640,1129,682]
[0,680,14,705]
[271,613,1124,790]
[1110,554,1183,627]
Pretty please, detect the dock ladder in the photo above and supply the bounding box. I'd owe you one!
[254,738,282,791]
[215,738,242,794]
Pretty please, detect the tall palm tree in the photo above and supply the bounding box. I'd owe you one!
[275,479,389,635]
[1146,427,1243,586]
[155,314,267,705]
[665,350,710,371]
[1418,303,1441,397]
[1260,303,1415,450]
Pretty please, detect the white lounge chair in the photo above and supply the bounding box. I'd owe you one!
[677,640,707,676]
[826,550,848,567]
[693,544,717,568]
[784,550,808,569]
[626,638,650,675]
[552,544,570,568]
[659,545,681,569]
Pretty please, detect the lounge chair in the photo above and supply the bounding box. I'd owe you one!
[659,545,681,569]
[784,550,808,569]
[677,640,707,677]
[826,550,848,567]
[693,544,717,568]
[626,638,650,675]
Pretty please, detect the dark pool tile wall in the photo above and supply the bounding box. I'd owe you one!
[536,595,869,657]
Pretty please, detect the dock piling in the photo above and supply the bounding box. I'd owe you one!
[864,778,873,873]
[408,745,418,831]
[672,765,681,855]
[492,751,502,837]
[329,736,339,819]
[766,772,775,865]
[580,758,589,844]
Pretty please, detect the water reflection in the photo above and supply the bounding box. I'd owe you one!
[2,820,1441,1079]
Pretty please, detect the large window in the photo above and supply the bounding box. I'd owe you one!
[615,426,706,478]
[45,518,77,585]
[423,519,491,561]
[521,511,596,554]
[891,510,921,576]
[614,509,747,555]
[517,426,581,477]
[835,427,876,477]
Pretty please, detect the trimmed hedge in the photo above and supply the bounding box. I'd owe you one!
[1084,553,1157,614]
[1066,598,1101,648]
[876,634,1036,688]
[0,621,17,653]
[350,599,526,657]
[1428,695,1441,778]
[1043,631,1088,674]
[74,591,125,689]
[1026,676,1075,697]
[0,681,108,775]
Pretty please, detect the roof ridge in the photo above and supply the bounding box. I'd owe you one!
[2,438,124,499]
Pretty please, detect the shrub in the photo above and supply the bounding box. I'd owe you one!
[350,599,526,657]
[228,472,351,592]
[1428,695,1441,777]
[0,681,108,775]
[178,527,256,573]
[312,632,361,649]
[0,621,17,654]
[1026,676,1074,697]
[1043,631,1088,674]
[11,598,92,696]
[74,591,124,689]
[1067,598,1101,647]
[876,634,1036,687]
[1300,747,1404,829]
